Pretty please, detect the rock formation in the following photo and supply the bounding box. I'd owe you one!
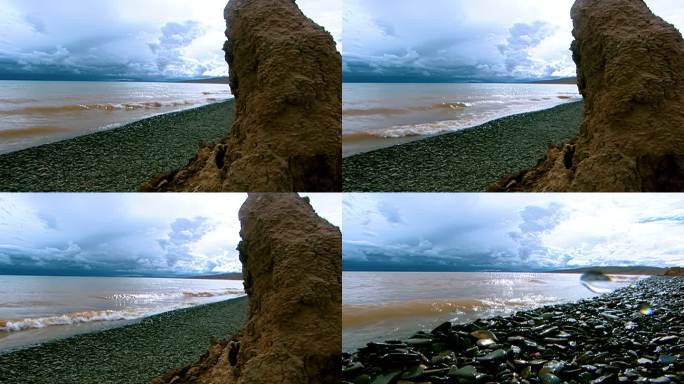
[493,0,684,192]
[152,193,342,384]
[142,0,341,192]
[664,267,684,277]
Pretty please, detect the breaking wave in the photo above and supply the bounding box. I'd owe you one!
[343,295,561,328]
[0,309,147,333]
[343,102,471,117]
[0,98,231,116]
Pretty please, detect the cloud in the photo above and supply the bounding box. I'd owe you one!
[343,194,684,271]
[158,216,214,270]
[342,0,683,82]
[510,203,566,264]
[149,21,208,78]
[0,0,341,80]
[498,21,555,76]
[0,193,340,277]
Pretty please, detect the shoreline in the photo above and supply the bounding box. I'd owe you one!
[0,296,248,384]
[343,277,683,383]
[343,101,583,192]
[0,100,235,192]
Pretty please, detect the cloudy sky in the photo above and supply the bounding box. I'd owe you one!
[343,194,684,271]
[0,0,341,81]
[0,194,341,277]
[343,0,684,82]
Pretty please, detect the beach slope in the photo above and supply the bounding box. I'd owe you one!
[343,102,582,192]
[0,297,247,384]
[0,101,234,192]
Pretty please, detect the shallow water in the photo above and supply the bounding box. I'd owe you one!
[0,275,244,352]
[0,81,233,154]
[342,272,643,352]
[343,83,582,156]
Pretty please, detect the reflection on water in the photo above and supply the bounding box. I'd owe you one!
[0,275,244,353]
[342,272,644,352]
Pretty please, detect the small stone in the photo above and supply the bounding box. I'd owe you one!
[371,371,401,384]
[470,330,498,341]
[448,365,477,379]
[540,373,561,384]
[477,349,507,362]
[476,338,495,348]
[637,358,653,366]
[658,355,676,365]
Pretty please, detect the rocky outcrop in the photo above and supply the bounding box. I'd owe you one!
[493,0,684,192]
[142,0,341,192]
[153,193,342,384]
[664,267,684,277]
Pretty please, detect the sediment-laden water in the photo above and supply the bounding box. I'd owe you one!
[343,272,642,352]
[0,81,233,154]
[342,83,581,156]
[342,277,683,384]
[0,275,244,353]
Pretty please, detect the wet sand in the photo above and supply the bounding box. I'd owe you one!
[0,297,247,384]
[343,102,583,192]
[0,101,234,192]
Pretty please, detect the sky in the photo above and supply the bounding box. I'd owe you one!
[0,0,341,81]
[0,193,341,277]
[343,0,684,82]
[343,194,684,272]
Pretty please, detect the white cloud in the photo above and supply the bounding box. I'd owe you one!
[0,193,340,276]
[0,0,341,80]
[343,194,684,270]
[343,0,684,81]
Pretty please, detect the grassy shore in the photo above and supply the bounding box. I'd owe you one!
[0,101,234,192]
[343,101,583,192]
[0,297,247,384]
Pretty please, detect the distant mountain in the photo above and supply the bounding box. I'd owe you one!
[530,77,577,85]
[180,77,229,84]
[549,266,667,275]
[191,272,243,280]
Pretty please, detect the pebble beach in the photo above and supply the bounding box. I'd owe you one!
[0,297,247,384]
[342,277,684,384]
[343,102,583,192]
[0,101,234,192]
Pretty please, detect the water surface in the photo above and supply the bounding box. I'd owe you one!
[0,81,233,154]
[343,83,582,156]
[0,275,244,353]
[342,272,642,351]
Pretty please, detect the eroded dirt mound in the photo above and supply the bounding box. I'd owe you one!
[493,0,684,192]
[152,193,342,384]
[142,0,341,192]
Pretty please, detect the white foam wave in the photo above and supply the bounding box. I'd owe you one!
[0,309,147,333]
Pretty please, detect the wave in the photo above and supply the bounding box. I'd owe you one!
[0,309,147,333]
[183,289,244,298]
[343,295,560,328]
[0,100,203,115]
[0,98,40,104]
[0,126,72,139]
[344,102,471,117]
[201,90,232,95]
[102,288,244,302]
